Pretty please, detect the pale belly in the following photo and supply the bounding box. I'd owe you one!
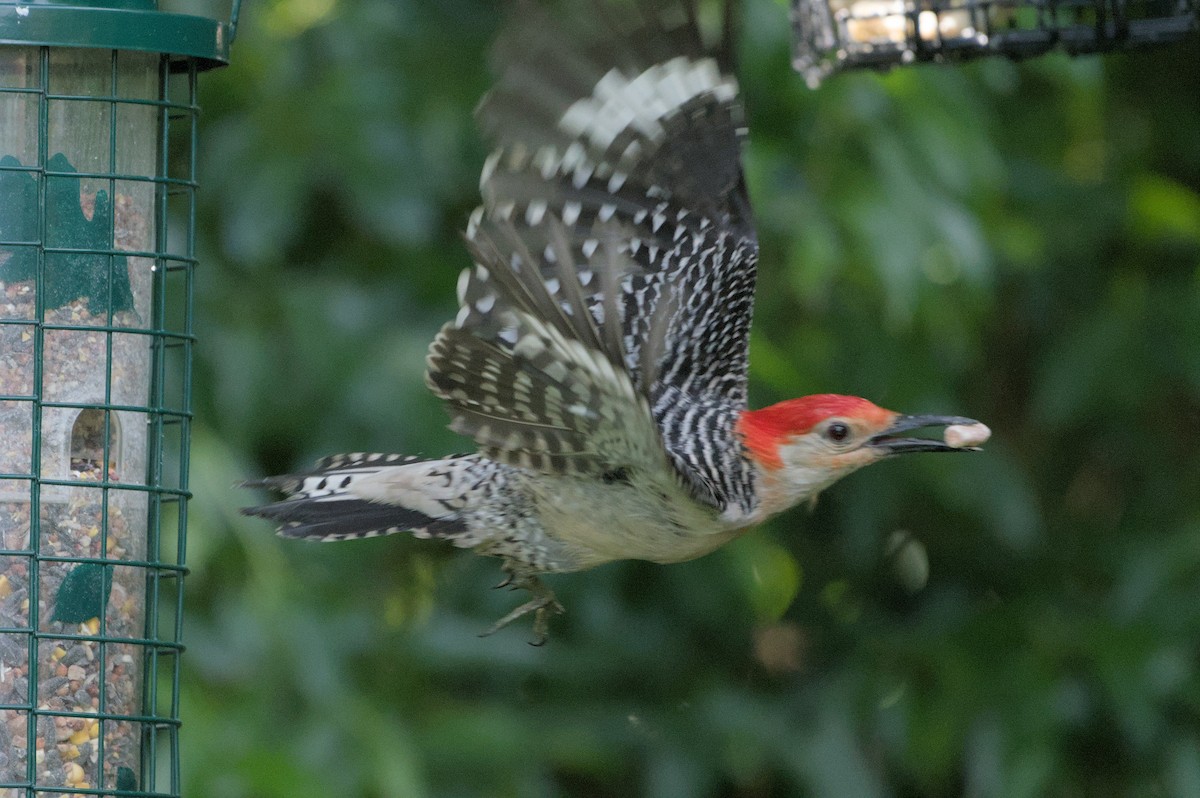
[528,474,747,570]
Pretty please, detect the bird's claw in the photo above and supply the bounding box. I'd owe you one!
[527,597,565,646]
[479,572,563,644]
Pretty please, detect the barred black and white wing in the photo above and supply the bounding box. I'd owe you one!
[426,219,675,481]
[431,0,760,513]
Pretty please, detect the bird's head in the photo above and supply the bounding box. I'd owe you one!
[737,394,988,518]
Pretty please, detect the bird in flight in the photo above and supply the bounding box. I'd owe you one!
[243,0,990,642]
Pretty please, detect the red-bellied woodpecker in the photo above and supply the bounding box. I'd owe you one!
[242,0,989,642]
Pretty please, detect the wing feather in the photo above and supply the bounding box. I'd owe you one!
[427,221,671,478]
[431,1,762,511]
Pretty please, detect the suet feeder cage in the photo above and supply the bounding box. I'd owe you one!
[0,1,234,795]
[791,0,1199,85]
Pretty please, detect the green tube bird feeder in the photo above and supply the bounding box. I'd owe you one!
[0,1,234,795]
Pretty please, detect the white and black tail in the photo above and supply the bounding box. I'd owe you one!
[241,452,476,543]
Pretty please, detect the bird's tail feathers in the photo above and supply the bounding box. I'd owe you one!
[241,453,474,543]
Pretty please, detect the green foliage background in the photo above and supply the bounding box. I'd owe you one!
[181,1,1200,795]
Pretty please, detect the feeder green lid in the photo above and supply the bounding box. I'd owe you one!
[0,0,234,67]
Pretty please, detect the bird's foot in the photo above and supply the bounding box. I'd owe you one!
[480,573,563,645]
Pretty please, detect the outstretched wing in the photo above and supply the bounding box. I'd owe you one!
[430,0,760,512]
[426,218,676,481]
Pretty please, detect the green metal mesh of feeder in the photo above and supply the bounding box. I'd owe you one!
[792,0,1199,85]
[0,2,234,795]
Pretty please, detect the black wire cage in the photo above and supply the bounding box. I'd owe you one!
[792,0,1199,85]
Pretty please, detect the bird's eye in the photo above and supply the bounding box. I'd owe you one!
[825,422,851,443]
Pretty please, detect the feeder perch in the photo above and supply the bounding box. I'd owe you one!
[792,0,1199,85]
[0,1,236,795]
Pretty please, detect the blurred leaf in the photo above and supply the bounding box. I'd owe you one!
[728,535,802,622]
[1129,173,1200,244]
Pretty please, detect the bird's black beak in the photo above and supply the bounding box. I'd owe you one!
[868,414,987,454]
